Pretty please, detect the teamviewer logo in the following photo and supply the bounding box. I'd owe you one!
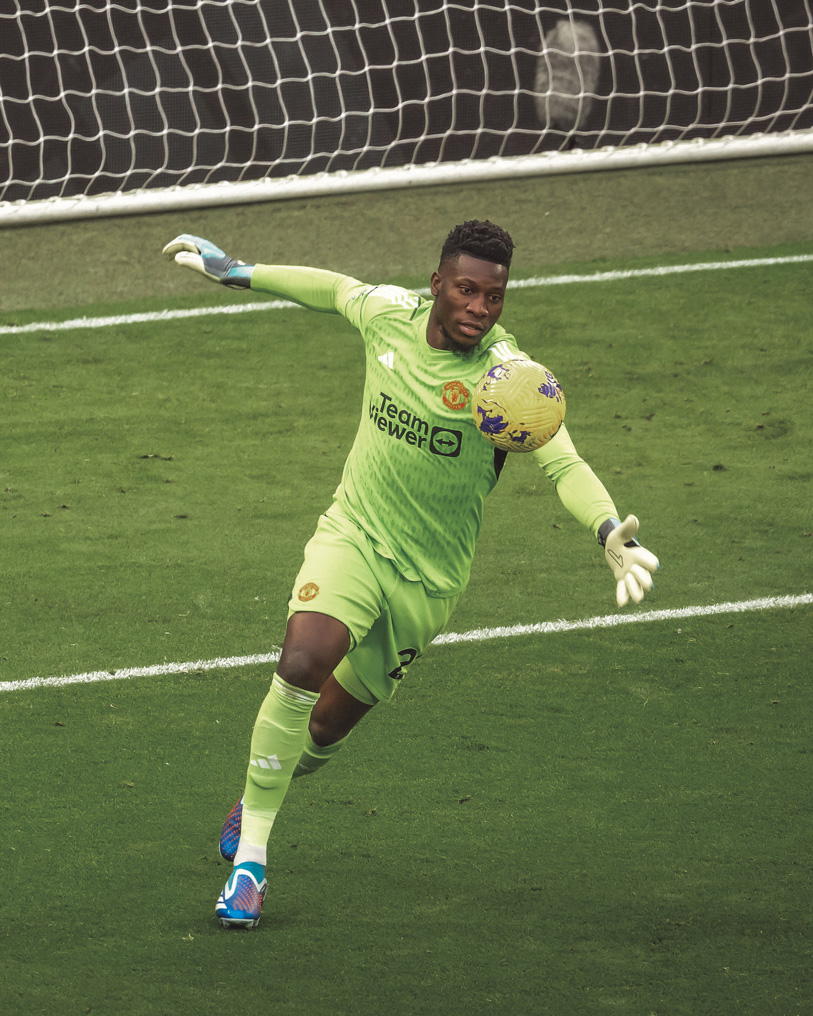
[429,426,462,457]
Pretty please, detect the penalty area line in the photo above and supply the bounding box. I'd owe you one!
[1,592,810,695]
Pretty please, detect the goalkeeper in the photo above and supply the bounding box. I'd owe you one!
[162,221,659,929]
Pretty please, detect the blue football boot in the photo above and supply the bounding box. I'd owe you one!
[215,862,267,928]
[219,797,243,862]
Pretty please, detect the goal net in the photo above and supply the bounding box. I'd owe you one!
[2,1,813,225]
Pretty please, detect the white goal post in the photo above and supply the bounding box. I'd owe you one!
[2,1,812,227]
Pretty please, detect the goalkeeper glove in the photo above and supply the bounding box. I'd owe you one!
[599,515,659,608]
[162,234,254,289]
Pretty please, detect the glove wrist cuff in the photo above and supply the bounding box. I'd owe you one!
[597,517,621,547]
[224,264,254,288]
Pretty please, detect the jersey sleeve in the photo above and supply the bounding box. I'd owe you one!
[532,423,617,538]
[250,265,361,313]
[335,282,424,332]
[248,267,422,335]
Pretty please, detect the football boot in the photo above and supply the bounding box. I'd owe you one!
[219,797,243,862]
[215,862,267,928]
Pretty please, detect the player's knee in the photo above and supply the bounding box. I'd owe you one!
[277,614,351,692]
[278,638,346,691]
[277,651,325,692]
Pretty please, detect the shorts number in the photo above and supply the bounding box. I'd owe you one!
[388,647,418,681]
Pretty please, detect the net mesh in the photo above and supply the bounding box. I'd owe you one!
[2,0,812,206]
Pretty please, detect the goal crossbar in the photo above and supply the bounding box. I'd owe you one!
[2,128,813,228]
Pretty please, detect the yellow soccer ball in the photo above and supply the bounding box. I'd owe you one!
[471,359,566,452]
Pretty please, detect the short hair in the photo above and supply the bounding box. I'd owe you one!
[439,220,515,269]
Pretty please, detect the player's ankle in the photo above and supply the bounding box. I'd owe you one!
[233,842,266,866]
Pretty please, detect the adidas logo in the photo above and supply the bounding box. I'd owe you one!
[378,350,395,369]
[250,754,282,770]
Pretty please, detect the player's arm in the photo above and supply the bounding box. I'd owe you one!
[162,234,361,313]
[533,425,659,607]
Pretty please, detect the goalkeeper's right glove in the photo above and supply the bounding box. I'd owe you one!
[162,234,254,289]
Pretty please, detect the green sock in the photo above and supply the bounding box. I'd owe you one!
[292,730,350,779]
[237,674,319,862]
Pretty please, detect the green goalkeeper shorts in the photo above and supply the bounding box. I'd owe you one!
[287,509,460,705]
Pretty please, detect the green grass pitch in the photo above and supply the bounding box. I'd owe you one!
[1,180,811,1014]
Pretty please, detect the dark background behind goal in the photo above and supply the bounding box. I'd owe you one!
[2,0,812,203]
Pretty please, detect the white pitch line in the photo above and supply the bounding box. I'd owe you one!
[2,593,810,696]
[0,299,298,336]
[508,253,813,288]
[433,592,813,644]
[0,652,283,696]
[2,252,812,337]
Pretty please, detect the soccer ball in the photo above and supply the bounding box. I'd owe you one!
[471,359,566,452]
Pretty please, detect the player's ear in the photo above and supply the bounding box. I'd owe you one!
[430,271,441,297]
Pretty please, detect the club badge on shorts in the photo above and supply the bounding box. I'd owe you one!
[298,582,320,602]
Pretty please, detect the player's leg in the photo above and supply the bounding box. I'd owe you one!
[236,611,350,862]
[288,553,463,784]
[217,512,385,927]
[293,664,376,777]
[220,665,374,867]
[310,666,376,743]
[216,611,350,928]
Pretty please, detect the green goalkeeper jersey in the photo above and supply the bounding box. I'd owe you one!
[251,266,617,597]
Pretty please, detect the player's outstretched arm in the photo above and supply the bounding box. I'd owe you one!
[599,515,659,608]
[162,234,254,289]
[162,235,353,312]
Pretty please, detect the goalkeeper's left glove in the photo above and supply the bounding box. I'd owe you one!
[162,234,254,289]
[599,515,660,608]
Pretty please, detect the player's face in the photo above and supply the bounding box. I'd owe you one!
[427,254,508,355]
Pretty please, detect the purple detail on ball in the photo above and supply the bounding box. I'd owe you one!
[539,371,564,402]
[476,406,509,434]
[487,363,512,381]
[510,430,532,444]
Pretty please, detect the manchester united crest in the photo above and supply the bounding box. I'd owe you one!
[297,582,320,602]
[442,380,470,410]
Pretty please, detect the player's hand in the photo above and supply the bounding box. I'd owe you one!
[603,514,659,608]
[162,234,254,289]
